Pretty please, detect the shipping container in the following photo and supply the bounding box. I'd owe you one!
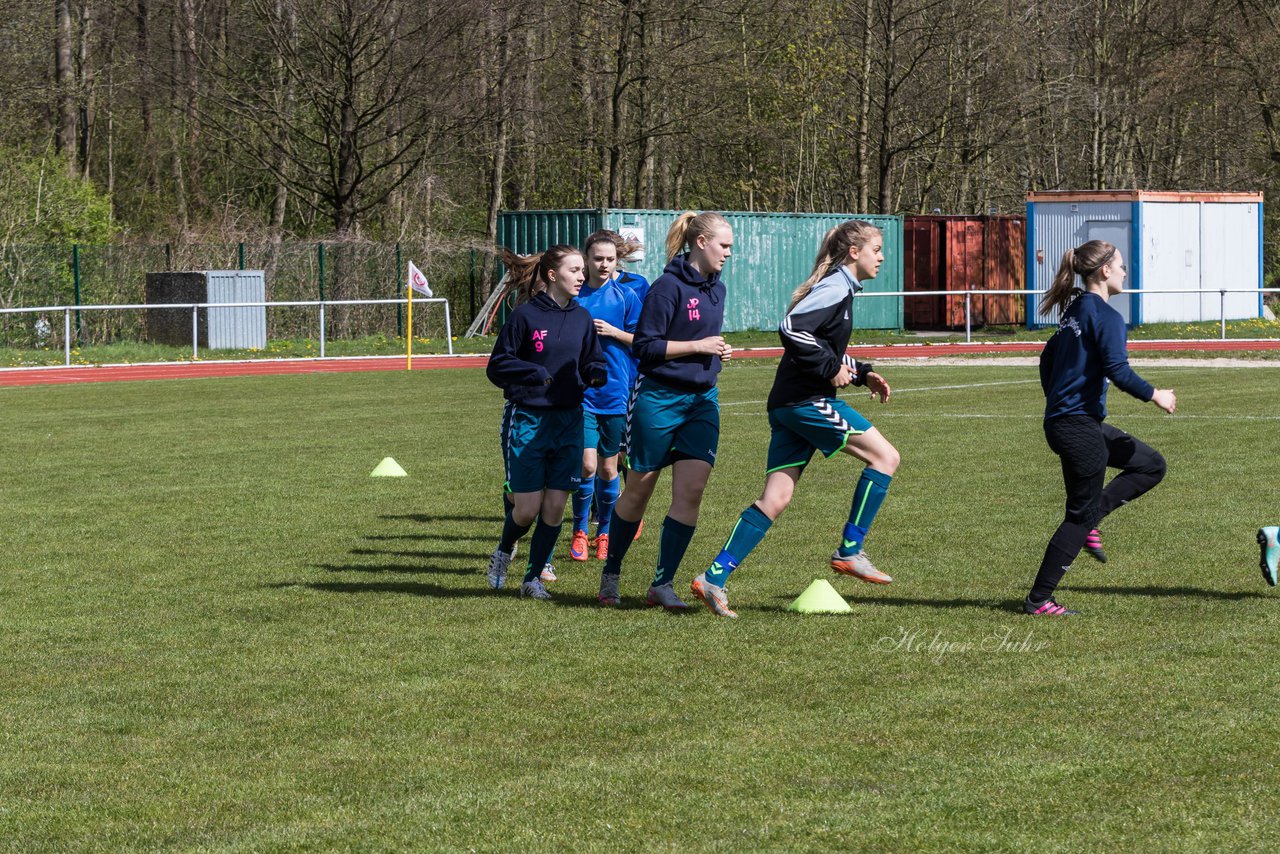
[497,209,904,332]
[1026,191,1264,327]
[903,216,1025,329]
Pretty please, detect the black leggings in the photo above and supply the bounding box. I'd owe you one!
[1028,416,1167,603]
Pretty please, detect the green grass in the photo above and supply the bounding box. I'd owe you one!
[2,361,1278,850]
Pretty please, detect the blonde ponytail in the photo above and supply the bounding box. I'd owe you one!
[665,211,730,261]
[789,220,881,311]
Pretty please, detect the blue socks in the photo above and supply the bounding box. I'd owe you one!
[524,516,562,583]
[602,511,642,576]
[572,477,596,536]
[499,506,532,554]
[706,504,773,587]
[595,476,620,536]
[653,516,696,588]
[839,468,892,557]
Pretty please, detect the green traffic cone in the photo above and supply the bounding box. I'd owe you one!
[370,457,408,477]
[787,579,852,614]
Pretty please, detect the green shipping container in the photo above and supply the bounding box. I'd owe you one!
[497,209,904,332]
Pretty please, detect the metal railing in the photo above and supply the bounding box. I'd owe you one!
[0,287,1276,367]
[850,286,1279,342]
[0,297,453,365]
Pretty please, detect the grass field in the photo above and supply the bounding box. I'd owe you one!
[2,359,1278,850]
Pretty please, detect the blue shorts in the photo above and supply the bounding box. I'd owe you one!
[584,411,625,458]
[625,377,720,473]
[505,406,584,493]
[766,398,872,473]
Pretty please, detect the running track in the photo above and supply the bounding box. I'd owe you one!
[2,339,1278,388]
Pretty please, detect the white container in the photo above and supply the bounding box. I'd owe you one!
[1026,191,1263,327]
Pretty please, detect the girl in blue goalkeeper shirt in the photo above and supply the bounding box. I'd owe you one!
[690,220,897,618]
[597,212,734,609]
[569,231,644,565]
[486,245,606,600]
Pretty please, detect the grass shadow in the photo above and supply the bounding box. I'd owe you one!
[1069,584,1273,602]
[380,513,505,524]
[363,534,492,543]
[756,594,1021,614]
[313,563,474,576]
[349,547,479,561]
[266,580,627,610]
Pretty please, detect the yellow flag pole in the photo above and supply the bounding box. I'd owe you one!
[406,280,414,371]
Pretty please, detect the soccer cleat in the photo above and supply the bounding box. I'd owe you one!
[830,549,892,584]
[487,548,514,590]
[520,578,553,600]
[1024,597,1080,616]
[570,530,590,562]
[691,572,737,618]
[539,563,557,583]
[644,582,690,610]
[595,533,610,561]
[1083,529,1108,563]
[1258,526,1279,587]
[597,573,622,606]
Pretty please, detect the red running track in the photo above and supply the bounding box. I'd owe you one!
[2,340,1278,388]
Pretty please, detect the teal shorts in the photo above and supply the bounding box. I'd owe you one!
[766,398,872,473]
[625,377,720,473]
[505,405,584,493]
[584,411,625,458]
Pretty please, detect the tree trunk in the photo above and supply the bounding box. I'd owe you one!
[856,0,874,211]
[55,0,76,173]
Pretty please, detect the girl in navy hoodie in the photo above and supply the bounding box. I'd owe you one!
[596,212,734,609]
[1027,240,1176,616]
[486,245,607,600]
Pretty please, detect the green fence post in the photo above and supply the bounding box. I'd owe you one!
[469,250,476,323]
[72,243,82,342]
[238,242,245,270]
[396,242,404,338]
[165,242,171,271]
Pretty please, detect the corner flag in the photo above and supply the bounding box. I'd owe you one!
[408,261,433,297]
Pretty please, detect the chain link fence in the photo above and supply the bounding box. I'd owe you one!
[0,242,480,349]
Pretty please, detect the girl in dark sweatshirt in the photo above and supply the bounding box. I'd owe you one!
[597,212,735,609]
[485,245,606,600]
[1028,240,1176,615]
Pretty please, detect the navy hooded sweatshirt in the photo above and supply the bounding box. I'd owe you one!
[632,254,727,392]
[487,292,607,408]
[1040,291,1153,421]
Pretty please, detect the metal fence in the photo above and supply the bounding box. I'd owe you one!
[0,287,1274,368]
[0,242,479,348]
[0,298,454,365]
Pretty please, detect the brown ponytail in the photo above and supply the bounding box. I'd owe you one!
[1039,240,1117,314]
[665,211,730,261]
[789,220,882,311]
[583,229,643,263]
[499,244,582,304]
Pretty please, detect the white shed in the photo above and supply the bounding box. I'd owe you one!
[1026,190,1263,327]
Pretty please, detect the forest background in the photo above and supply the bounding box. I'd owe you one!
[2,0,1278,306]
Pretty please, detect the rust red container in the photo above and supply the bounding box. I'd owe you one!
[903,216,1025,329]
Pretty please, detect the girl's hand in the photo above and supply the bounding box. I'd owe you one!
[1151,388,1176,413]
[865,372,891,403]
[719,341,734,361]
[830,365,854,388]
[696,335,727,356]
[594,319,621,339]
